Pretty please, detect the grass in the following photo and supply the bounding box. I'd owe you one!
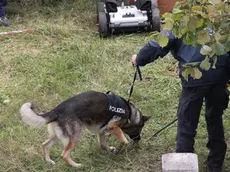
[0,1,230,171]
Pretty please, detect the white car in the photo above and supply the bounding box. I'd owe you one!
[97,0,160,37]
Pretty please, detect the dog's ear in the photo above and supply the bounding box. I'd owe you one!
[142,116,151,123]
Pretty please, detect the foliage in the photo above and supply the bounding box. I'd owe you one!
[151,0,230,79]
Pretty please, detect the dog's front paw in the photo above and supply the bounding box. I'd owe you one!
[109,146,119,154]
[47,159,55,165]
[73,163,83,168]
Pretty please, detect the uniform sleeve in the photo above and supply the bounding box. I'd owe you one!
[136,30,176,66]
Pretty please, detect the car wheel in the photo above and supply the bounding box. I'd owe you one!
[98,12,110,37]
[97,1,105,23]
[151,6,160,31]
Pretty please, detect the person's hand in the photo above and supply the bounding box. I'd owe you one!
[131,54,137,66]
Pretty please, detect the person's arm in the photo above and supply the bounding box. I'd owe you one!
[133,30,176,66]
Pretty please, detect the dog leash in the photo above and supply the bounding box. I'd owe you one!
[127,65,142,102]
[151,82,230,137]
[128,65,178,139]
[144,118,178,142]
[152,118,178,137]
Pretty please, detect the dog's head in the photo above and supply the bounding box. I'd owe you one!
[122,103,150,142]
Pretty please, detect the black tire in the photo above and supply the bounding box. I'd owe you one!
[97,1,105,23]
[98,12,110,37]
[151,7,160,31]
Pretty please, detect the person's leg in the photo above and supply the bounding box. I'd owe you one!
[205,84,228,170]
[176,86,204,153]
[0,0,7,17]
[0,0,11,26]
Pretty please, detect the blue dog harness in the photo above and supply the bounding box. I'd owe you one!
[104,91,128,118]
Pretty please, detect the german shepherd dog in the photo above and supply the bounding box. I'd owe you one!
[20,91,150,168]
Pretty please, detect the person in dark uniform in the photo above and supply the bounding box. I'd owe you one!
[131,29,230,172]
[0,0,11,26]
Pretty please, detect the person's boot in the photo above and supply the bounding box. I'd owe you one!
[0,16,11,26]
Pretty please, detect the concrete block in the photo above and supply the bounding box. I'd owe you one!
[162,153,199,172]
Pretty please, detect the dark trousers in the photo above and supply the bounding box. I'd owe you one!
[176,84,228,169]
[0,0,7,17]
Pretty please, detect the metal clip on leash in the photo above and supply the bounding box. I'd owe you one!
[128,65,142,102]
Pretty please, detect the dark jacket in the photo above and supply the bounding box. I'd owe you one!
[136,30,230,87]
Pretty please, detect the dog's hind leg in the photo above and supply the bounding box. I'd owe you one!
[42,123,57,165]
[61,141,83,168]
[57,122,83,168]
[42,135,57,165]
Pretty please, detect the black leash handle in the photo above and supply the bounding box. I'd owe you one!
[136,65,142,81]
[128,65,142,102]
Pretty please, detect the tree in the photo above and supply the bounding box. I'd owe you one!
[151,0,230,80]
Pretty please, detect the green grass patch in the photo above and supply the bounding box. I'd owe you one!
[1,1,230,172]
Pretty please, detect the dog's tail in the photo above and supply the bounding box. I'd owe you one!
[20,102,57,127]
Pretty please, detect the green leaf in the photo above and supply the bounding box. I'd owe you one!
[187,0,194,4]
[162,12,173,19]
[183,31,195,45]
[150,31,160,40]
[200,56,211,70]
[200,45,212,55]
[149,32,169,47]
[157,33,169,47]
[214,42,225,55]
[212,56,217,69]
[190,67,202,79]
[173,13,183,21]
[172,25,183,38]
[214,32,222,42]
[172,8,184,14]
[162,12,175,30]
[163,19,174,30]
[180,15,190,28]
[195,18,204,28]
[182,62,200,67]
[208,0,222,4]
[192,5,202,13]
[192,5,207,18]
[196,30,211,45]
[180,27,189,36]
[188,17,197,32]
[182,67,192,81]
